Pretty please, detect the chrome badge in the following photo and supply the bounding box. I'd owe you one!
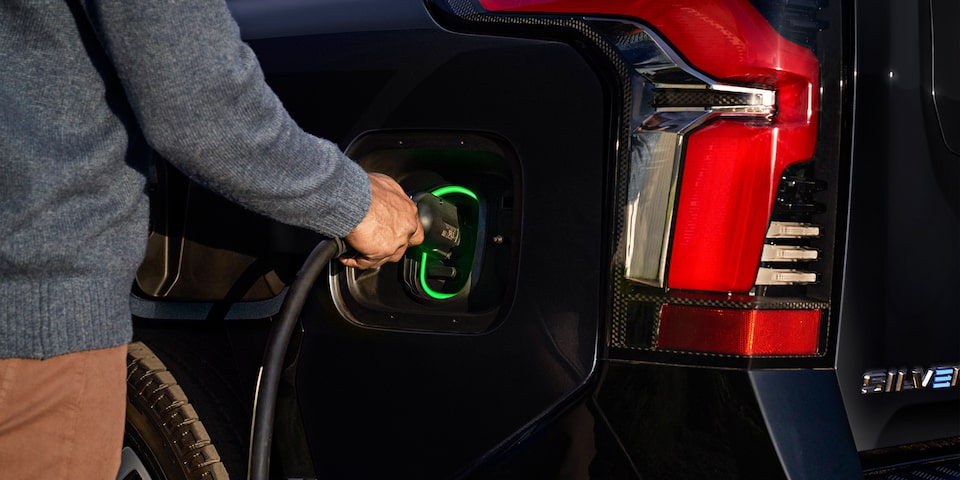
[861,365,960,394]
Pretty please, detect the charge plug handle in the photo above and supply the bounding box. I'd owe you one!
[413,192,461,260]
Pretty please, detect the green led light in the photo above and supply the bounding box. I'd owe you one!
[431,185,477,200]
[419,252,458,300]
[418,185,476,300]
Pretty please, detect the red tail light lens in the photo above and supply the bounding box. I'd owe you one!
[481,0,820,293]
[442,0,833,359]
[657,305,821,356]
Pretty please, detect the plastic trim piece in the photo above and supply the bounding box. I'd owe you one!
[129,289,287,320]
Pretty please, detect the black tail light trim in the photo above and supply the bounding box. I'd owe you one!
[428,0,851,369]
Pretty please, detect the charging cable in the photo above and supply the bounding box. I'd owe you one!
[247,193,460,480]
[247,237,347,480]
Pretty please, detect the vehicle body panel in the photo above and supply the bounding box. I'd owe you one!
[835,0,960,451]
[128,0,959,478]
[230,2,608,477]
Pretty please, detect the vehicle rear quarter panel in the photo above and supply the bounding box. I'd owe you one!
[836,0,960,451]
[230,1,609,477]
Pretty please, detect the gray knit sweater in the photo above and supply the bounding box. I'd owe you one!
[0,1,371,358]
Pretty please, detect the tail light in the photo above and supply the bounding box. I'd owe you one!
[435,0,841,361]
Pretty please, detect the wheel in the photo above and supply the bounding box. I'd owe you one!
[121,341,231,480]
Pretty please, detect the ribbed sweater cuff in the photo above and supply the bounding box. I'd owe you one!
[0,277,133,359]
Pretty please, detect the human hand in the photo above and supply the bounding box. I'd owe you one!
[341,173,424,269]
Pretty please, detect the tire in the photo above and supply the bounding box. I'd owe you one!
[122,341,231,480]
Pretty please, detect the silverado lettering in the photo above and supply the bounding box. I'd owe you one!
[861,365,960,394]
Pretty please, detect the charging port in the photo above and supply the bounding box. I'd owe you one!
[330,130,519,334]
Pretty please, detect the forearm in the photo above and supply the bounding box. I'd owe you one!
[80,0,369,237]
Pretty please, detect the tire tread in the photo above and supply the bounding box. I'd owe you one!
[127,341,231,480]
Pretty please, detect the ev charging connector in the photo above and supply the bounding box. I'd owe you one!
[405,186,478,301]
[413,192,461,260]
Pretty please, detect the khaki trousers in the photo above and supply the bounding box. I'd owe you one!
[0,345,127,480]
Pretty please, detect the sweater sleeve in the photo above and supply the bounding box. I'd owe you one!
[78,0,370,238]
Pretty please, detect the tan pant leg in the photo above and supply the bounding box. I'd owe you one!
[0,345,127,480]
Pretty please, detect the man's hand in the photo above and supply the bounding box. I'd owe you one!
[341,173,424,270]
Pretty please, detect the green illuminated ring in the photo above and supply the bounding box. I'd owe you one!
[418,185,477,300]
[419,251,457,300]
[430,185,477,200]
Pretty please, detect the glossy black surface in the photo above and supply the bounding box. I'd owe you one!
[597,364,787,480]
[231,3,609,478]
[835,0,960,451]
[931,0,960,155]
[130,0,959,477]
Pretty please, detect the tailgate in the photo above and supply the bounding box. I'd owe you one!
[836,0,960,452]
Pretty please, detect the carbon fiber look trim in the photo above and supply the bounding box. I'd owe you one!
[430,0,636,352]
[865,459,960,479]
[430,0,831,363]
[619,293,830,310]
[611,289,829,354]
[653,89,751,108]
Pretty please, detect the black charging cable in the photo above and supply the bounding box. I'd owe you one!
[246,193,459,480]
[247,237,347,480]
